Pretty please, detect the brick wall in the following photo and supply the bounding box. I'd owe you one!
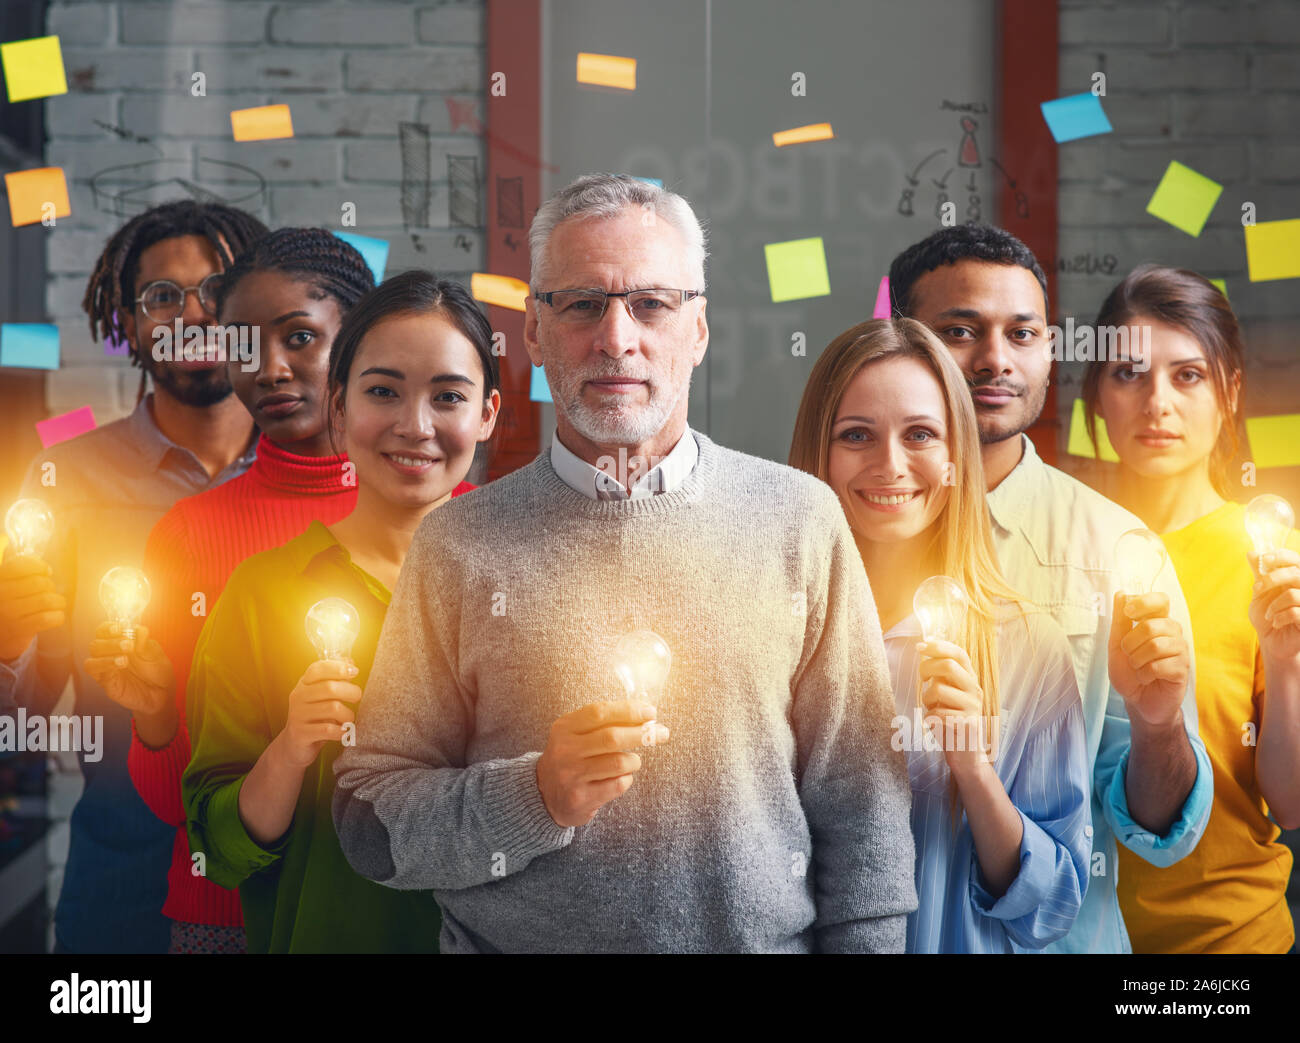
[1054,0,1300,494]
[43,0,488,421]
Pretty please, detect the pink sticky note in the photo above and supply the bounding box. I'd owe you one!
[36,405,96,448]
[872,276,891,319]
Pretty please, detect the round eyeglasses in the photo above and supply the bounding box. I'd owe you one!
[134,273,223,323]
[534,288,704,327]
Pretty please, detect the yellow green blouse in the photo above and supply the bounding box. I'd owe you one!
[182,520,442,953]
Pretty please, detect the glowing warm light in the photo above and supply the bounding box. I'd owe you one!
[576,52,637,91]
[305,597,361,663]
[471,272,529,312]
[1245,494,1294,573]
[612,629,672,703]
[99,566,150,642]
[1114,528,1167,596]
[912,575,969,645]
[772,122,834,147]
[4,498,53,559]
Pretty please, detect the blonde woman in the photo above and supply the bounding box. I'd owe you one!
[790,318,1092,952]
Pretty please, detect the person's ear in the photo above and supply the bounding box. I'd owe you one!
[478,387,501,442]
[522,297,543,367]
[691,296,709,367]
[1227,369,1242,419]
[327,386,346,447]
[119,306,137,353]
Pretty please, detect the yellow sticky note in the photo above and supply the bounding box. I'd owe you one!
[1209,278,1228,300]
[1244,219,1300,283]
[5,167,71,227]
[576,53,636,91]
[471,272,529,312]
[230,104,294,142]
[773,123,834,147]
[1,35,67,102]
[1146,161,1222,237]
[1067,398,1119,462]
[764,237,831,303]
[1247,415,1300,468]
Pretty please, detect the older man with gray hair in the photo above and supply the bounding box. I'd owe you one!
[333,172,916,953]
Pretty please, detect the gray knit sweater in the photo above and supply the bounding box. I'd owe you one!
[332,432,916,952]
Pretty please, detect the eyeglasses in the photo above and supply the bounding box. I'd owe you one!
[534,288,704,326]
[133,274,223,323]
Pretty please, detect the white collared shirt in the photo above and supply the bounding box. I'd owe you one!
[549,426,699,500]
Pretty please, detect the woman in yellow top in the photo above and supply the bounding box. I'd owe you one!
[1082,264,1300,953]
[181,271,500,952]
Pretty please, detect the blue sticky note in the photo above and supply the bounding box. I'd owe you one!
[333,231,389,283]
[1,323,59,369]
[632,176,663,187]
[529,364,553,403]
[1040,93,1112,143]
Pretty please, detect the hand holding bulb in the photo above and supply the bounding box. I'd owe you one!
[535,629,673,828]
[84,619,175,721]
[913,576,990,775]
[1244,497,1300,662]
[273,599,364,771]
[0,499,65,661]
[1109,530,1188,728]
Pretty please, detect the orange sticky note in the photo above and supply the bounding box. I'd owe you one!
[471,273,529,312]
[576,53,636,91]
[230,104,294,142]
[5,167,71,227]
[773,123,834,147]
[1,35,67,102]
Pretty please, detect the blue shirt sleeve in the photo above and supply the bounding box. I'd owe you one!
[969,697,1091,949]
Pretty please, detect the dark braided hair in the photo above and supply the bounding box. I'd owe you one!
[82,199,268,354]
[214,227,376,319]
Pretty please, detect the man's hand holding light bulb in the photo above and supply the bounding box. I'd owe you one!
[0,499,66,662]
[536,629,672,828]
[1109,529,1191,730]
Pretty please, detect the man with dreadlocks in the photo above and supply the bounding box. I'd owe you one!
[0,199,267,953]
[83,227,378,953]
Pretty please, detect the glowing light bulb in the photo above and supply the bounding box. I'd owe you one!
[305,597,361,663]
[912,575,969,645]
[4,498,54,560]
[1114,528,1167,597]
[612,630,672,745]
[99,566,151,642]
[1245,494,1294,573]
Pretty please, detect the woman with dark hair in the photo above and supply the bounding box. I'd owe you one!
[1081,264,1300,953]
[85,227,377,952]
[180,271,499,952]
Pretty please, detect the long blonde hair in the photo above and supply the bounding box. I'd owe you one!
[789,317,1028,724]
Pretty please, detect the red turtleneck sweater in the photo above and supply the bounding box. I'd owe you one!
[128,433,471,926]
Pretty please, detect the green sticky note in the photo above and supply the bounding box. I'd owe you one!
[1,35,68,103]
[1068,398,1119,462]
[764,237,831,303]
[1209,278,1228,300]
[1146,161,1222,237]
[1244,218,1300,282]
[1246,415,1300,468]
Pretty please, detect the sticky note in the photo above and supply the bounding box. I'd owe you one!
[1146,161,1222,237]
[1067,398,1119,462]
[1209,278,1228,300]
[1246,415,1300,468]
[632,176,663,187]
[230,104,294,142]
[773,123,834,147]
[1244,219,1300,283]
[333,231,388,283]
[872,276,891,319]
[576,53,636,91]
[104,324,130,356]
[1039,93,1112,143]
[1,35,67,102]
[471,272,529,312]
[529,365,553,404]
[764,237,831,303]
[5,167,71,227]
[1,323,59,370]
[36,406,96,449]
